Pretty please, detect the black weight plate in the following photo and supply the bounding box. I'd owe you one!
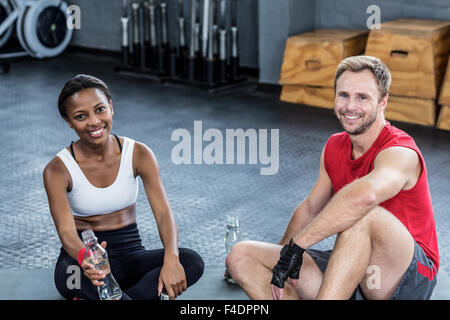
[36,6,67,48]
[0,5,7,23]
[0,2,12,47]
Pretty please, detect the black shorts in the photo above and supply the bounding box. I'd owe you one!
[306,241,437,300]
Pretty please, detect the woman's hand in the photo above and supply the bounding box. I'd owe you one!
[158,255,187,299]
[80,241,108,287]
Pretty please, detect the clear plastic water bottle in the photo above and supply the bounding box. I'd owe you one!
[81,229,122,300]
[160,288,170,300]
[224,215,243,284]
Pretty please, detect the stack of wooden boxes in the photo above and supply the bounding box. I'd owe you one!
[437,58,450,131]
[279,29,369,109]
[365,19,450,127]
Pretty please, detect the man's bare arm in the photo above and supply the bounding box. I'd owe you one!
[293,146,421,249]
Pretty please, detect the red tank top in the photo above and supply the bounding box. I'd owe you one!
[324,121,439,277]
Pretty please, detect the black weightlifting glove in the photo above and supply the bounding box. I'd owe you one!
[271,239,305,288]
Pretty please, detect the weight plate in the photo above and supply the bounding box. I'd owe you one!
[0,4,7,22]
[36,6,67,48]
[0,0,13,48]
[17,0,72,58]
[17,3,35,56]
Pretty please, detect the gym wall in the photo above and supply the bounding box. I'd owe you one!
[259,0,450,85]
[258,0,316,86]
[65,1,449,85]
[66,0,258,69]
[317,0,450,29]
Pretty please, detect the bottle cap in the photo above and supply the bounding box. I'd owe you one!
[226,215,239,228]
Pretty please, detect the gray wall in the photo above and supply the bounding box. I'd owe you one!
[67,0,122,51]
[259,0,450,85]
[67,0,258,68]
[258,0,315,84]
[317,0,450,29]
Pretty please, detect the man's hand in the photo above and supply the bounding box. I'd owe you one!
[271,239,305,300]
[158,255,187,299]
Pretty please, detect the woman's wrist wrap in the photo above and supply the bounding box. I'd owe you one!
[77,247,86,266]
[271,239,305,288]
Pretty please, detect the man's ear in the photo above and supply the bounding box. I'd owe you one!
[379,93,389,112]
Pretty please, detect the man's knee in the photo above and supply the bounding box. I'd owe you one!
[339,205,414,259]
[361,206,412,244]
[225,241,253,275]
[341,206,393,237]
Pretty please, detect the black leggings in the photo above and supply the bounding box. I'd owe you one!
[54,223,204,300]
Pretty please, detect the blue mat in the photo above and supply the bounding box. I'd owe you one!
[1,266,449,300]
[0,265,248,300]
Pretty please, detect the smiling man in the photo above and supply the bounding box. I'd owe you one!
[225,56,439,300]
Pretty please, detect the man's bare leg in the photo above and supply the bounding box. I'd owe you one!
[316,206,415,300]
[226,241,324,299]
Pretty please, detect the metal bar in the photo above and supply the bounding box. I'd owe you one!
[189,0,196,57]
[178,0,186,48]
[142,1,150,44]
[201,0,209,57]
[138,2,146,68]
[207,0,215,60]
[230,0,239,80]
[132,2,140,45]
[0,51,28,59]
[194,0,200,54]
[121,17,129,47]
[160,1,168,46]
[231,0,237,27]
[149,0,157,47]
[218,0,226,29]
[0,9,19,37]
[120,0,130,66]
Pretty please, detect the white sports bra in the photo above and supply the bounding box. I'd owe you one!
[56,136,139,217]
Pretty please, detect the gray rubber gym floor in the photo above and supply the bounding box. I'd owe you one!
[0,51,449,299]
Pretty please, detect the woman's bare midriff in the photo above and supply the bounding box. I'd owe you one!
[74,203,137,232]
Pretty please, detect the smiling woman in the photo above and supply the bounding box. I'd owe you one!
[43,74,204,300]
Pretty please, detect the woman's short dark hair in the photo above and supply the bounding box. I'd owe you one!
[58,74,112,118]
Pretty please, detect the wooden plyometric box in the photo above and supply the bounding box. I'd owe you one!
[280,85,335,110]
[365,19,450,99]
[386,96,437,127]
[279,29,369,88]
[439,57,450,105]
[436,106,450,130]
[437,57,450,131]
[279,29,368,109]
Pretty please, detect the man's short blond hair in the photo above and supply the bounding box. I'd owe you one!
[334,56,391,101]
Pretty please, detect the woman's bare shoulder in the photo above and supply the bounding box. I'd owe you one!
[132,140,159,176]
[43,156,70,186]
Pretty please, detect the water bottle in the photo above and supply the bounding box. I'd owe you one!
[224,215,243,284]
[160,288,170,300]
[81,229,122,300]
